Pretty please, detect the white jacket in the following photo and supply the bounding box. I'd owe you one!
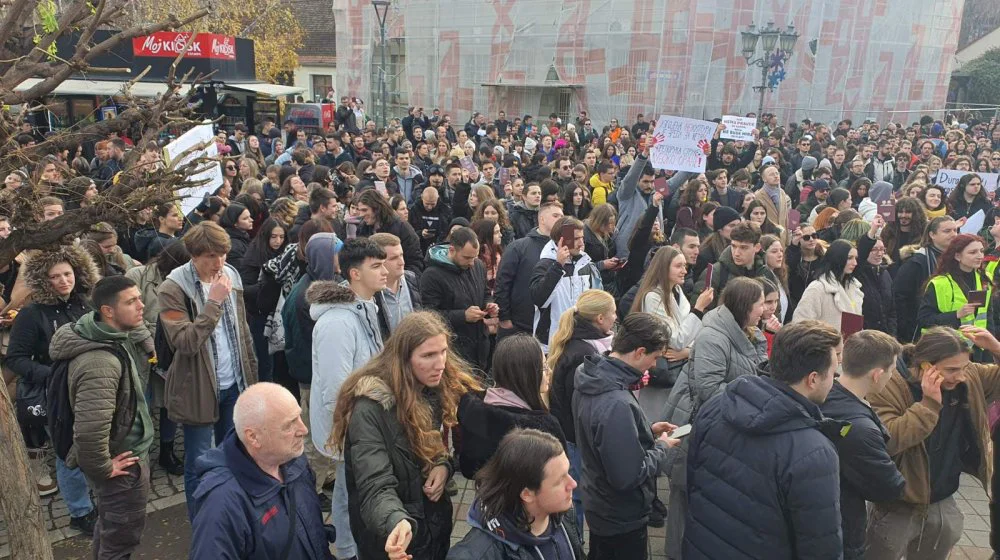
[791,273,864,331]
[642,286,702,350]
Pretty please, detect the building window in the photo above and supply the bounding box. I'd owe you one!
[311,75,333,102]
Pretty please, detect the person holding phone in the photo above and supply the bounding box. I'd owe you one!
[918,234,994,362]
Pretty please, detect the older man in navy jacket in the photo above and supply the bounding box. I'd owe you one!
[190,383,333,559]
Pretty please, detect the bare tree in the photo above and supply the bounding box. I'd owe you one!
[0,1,210,557]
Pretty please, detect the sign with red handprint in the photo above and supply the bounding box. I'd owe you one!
[648,115,717,173]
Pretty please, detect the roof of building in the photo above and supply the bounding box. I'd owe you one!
[289,0,337,66]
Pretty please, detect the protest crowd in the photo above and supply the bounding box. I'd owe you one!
[10,101,1000,560]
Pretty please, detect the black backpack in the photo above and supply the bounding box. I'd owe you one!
[153,293,194,376]
[47,347,129,461]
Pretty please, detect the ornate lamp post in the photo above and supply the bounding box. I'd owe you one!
[372,0,391,128]
[741,21,800,116]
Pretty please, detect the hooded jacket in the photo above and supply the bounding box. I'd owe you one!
[572,354,668,537]
[684,375,845,560]
[159,262,257,425]
[550,319,612,444]
[282,233,342,384]
[190,430,333,560]
[8,244,99,410]
[496,229,550,334]
[820,382,905,559]
[509,203,539,240]
[858,181,893,222]
[588,174,613,207]
[409,200,452,254]
[342,376,455,560]
[868,355,1000,505]
[855,232,896,336]
[456,390,565,479]
[610,155,688,259]
[49,313,154,481]
[791,273,864,331]
[220,202,251,265]
[695,245,778,307]
[448,500,584,560]
[392,165,426,205]
[420,244,490,370]
[530,241,602,347]
[357,216,424,275]
[308,280,383,458]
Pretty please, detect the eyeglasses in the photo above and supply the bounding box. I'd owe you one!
[225,165,236,170]
[801,234,815,241]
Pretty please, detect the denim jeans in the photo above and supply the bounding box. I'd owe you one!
[566,441,585,532]
[332,461,357,558]
[56,455,94,518]
[182,383,239,518]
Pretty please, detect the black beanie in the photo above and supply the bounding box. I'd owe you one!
[713,206,741,232]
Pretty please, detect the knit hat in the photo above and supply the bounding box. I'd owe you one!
[818,158,833,171]
[801,156,818,171]
[812,179,831,192]
[713,206,741,232]
[449,217,470,229]
[870,181,893,204]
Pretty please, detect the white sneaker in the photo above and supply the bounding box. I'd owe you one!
[27,447,58,497]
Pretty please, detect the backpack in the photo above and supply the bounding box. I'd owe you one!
[153,293,194,377]
[47,347,129,461]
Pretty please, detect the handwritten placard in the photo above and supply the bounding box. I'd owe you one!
[649,115,717,173]
[721,115,757,141]
[162,122,224,217]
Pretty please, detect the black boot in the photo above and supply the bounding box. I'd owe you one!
[158,440,184,476]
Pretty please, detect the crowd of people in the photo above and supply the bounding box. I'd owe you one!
[9,103,1000,560]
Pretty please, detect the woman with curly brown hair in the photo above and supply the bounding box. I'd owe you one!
[331,311,482,560]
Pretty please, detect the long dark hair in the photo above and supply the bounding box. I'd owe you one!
[934,234,986,291]
[817,239,856,288]
[491,335,547,411]
[474,428,565,531]
[947,172,989,212]
[743,200,782,236]
[154,239,191,279]
[244,217,288,269]
[720,277,764,329]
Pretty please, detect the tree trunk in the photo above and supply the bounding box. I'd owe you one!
[0,379,53,559]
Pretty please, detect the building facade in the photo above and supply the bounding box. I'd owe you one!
[334,0,964,127]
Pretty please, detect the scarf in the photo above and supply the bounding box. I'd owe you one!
[186,262,244,390]
[263,242,304,297]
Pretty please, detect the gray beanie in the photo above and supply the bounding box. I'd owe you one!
[801,156,818,171]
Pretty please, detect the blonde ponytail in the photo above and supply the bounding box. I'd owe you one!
[546,290,616,372]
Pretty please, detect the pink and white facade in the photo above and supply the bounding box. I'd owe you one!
[333,0,964,126]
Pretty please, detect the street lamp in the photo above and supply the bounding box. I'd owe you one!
[741,21,799,116]
[372,0,391,128]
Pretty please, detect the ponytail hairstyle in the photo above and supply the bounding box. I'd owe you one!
[546,289,616,373]
[901,326,969,374]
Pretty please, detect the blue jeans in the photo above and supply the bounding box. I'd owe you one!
[332,461,357,558]
[182,384,239,518]
[56,455,94,518]
[566,441,585,532]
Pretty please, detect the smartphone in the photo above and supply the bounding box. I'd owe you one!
[615,258,629,270]
[787,209,801,232]
[670,424,693,438]
[704,263,714,288]
[968,290,988,306]
[560,224,577,248]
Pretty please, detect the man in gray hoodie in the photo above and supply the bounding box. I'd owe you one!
[613,143,690,259]
[308,237,386,560]
[573,312,679,560]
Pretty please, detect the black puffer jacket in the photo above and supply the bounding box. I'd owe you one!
[820,382,905,560]
[495,229,549,334]
[220,203,251,266]
[893,245,940,343]
[685,375,846,560]
[855,233,896,336]
[456,391,565,479]
[8,245,99,412]
[343,375,454,560]
[549,319,609,444]
[509,203,538,239]
[420,244,490,370]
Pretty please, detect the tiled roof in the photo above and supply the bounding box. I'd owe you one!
[289,0,337,64]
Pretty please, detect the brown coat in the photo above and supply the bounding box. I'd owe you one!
[159,263,257,426]
[753,187,791,244]
[869,362,1000,504]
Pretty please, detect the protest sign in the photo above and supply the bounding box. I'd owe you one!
[720,115,757,141]
[163,122,223,217]
[649,115,717,173]
[934,169,1000,194]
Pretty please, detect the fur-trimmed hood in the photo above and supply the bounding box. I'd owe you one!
[24,243,101,305]
[305,280,355,306]
[350,375,396,410]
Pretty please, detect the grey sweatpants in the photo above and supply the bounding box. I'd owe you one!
[863,496,963,560]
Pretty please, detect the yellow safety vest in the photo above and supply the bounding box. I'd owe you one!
[987,260,999,281]
[925,272,991,333]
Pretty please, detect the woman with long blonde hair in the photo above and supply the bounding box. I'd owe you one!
[545,289,616,531]
[330,311,482,560]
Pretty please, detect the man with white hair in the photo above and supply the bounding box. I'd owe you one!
[189,383,334,559]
